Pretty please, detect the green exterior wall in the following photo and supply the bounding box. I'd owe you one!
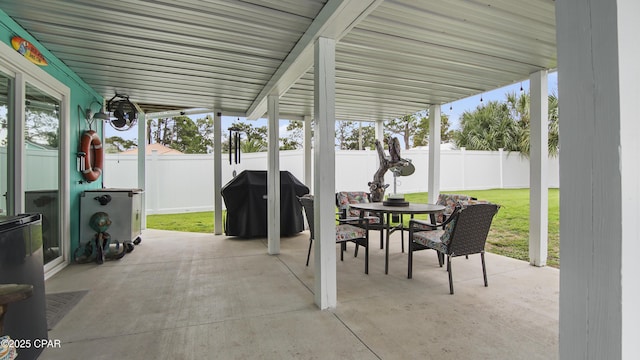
[1,9,105,255]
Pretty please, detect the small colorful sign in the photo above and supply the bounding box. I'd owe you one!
[11,36,48,66]
[0,335,18,360]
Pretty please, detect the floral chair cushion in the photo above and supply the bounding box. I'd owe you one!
[412,229,448,253]
[437,194,471,222]
[410,194,468,231]
[412,215,458,253]
[336,191,381,224]
[336,224,368,241]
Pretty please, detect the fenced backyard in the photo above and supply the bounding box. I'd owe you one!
[145,188,560,268]
[103,148,559,214]
[111,149,560,267]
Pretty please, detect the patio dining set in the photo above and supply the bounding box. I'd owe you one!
[298,192,500,294]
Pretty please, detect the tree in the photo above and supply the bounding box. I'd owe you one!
[453,101,520,151]
[25,109,59,148]
[413,112,453,147]
[105,136,137,153]
[195,115,215,150]
[547,93,560,157]
[335,121,356,149]
[452,92,560,157]
[224,121,268,153]
[341,122,376,150]
[241,138,267,153]
[147,115,211,154]
[172,116,211,153]
[506,91,531,155]
[385,113,420,150]
[280,120,304,150]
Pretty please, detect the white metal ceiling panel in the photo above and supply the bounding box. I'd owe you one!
[0,0,555,121]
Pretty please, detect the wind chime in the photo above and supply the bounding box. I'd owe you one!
[228,122,242,177]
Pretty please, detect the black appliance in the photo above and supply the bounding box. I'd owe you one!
[221,170,309,237]
[0,213,48,360]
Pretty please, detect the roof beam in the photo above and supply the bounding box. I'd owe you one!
[245,0,383,120]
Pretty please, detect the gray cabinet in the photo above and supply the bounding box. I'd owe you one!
[80,189,143,247]
[0,213,48,360]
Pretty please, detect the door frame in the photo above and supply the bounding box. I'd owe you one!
[0,40,71,278]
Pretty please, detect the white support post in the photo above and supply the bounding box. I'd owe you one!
[12,74,25,213]
[314,37,337,309]
[375,120,384,143]
[557,0,640,358]
[618,3,640,355]
[427,105,441,204]
[304,115,313,192]
[151,149,159,213]
[267,94,281,255]
[498,148,504,189]
[213,111,223,235]
[460,147,466,190]
[137,112,147,229]
[529,70,548,267]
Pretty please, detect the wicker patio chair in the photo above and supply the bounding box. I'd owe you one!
[408,203,499,294]
[299,194,369,274]
[335,191,386,250]
[413,193,474,231]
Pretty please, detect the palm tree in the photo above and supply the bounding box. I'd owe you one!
[454,92,560,157]
[547,93,559,157]
[507,91,559,157]
[241,138,267,153]
[454,101,520,151]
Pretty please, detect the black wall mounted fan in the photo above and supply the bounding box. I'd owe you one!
[107,94,138,131]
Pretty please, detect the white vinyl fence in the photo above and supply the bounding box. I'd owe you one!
[103,149,559,215]
[1,147,59,212]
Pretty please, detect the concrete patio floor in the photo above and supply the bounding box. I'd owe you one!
[40,228,559,360]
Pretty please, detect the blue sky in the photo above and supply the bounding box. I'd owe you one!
[443,71,558,130]
[106,71,558,140]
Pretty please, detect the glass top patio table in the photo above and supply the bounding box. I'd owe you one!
[348,202,445,274]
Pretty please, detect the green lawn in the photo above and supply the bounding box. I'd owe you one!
[146,188,560,267]
[146,211,221,233]
[404,189,559,268]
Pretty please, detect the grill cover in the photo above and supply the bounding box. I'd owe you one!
[221,170,309,237]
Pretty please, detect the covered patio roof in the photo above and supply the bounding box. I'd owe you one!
[0,0,556,120]
[2,1,637,357]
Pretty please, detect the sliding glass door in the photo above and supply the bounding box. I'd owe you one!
[0,42,70,276]
[24,83,62,265]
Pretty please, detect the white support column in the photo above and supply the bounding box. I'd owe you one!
[304,115,313,192]
[267,94,281,255]
[498,148,504,189]
[529,70,548,267]
[557,0,640,358]
[137,112,147,229]
[460,147,466,190]
[375,120,384,143]
[151,149,159,213]
[12,74,25,213]
[314,37,337,309]
[618,3,640,355]
[427,105,441,204]
[213,111,223,235]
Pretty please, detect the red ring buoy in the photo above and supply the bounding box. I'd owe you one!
[80,130,103,182]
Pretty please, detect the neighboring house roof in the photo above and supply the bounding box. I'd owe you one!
[120,143,183,155]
